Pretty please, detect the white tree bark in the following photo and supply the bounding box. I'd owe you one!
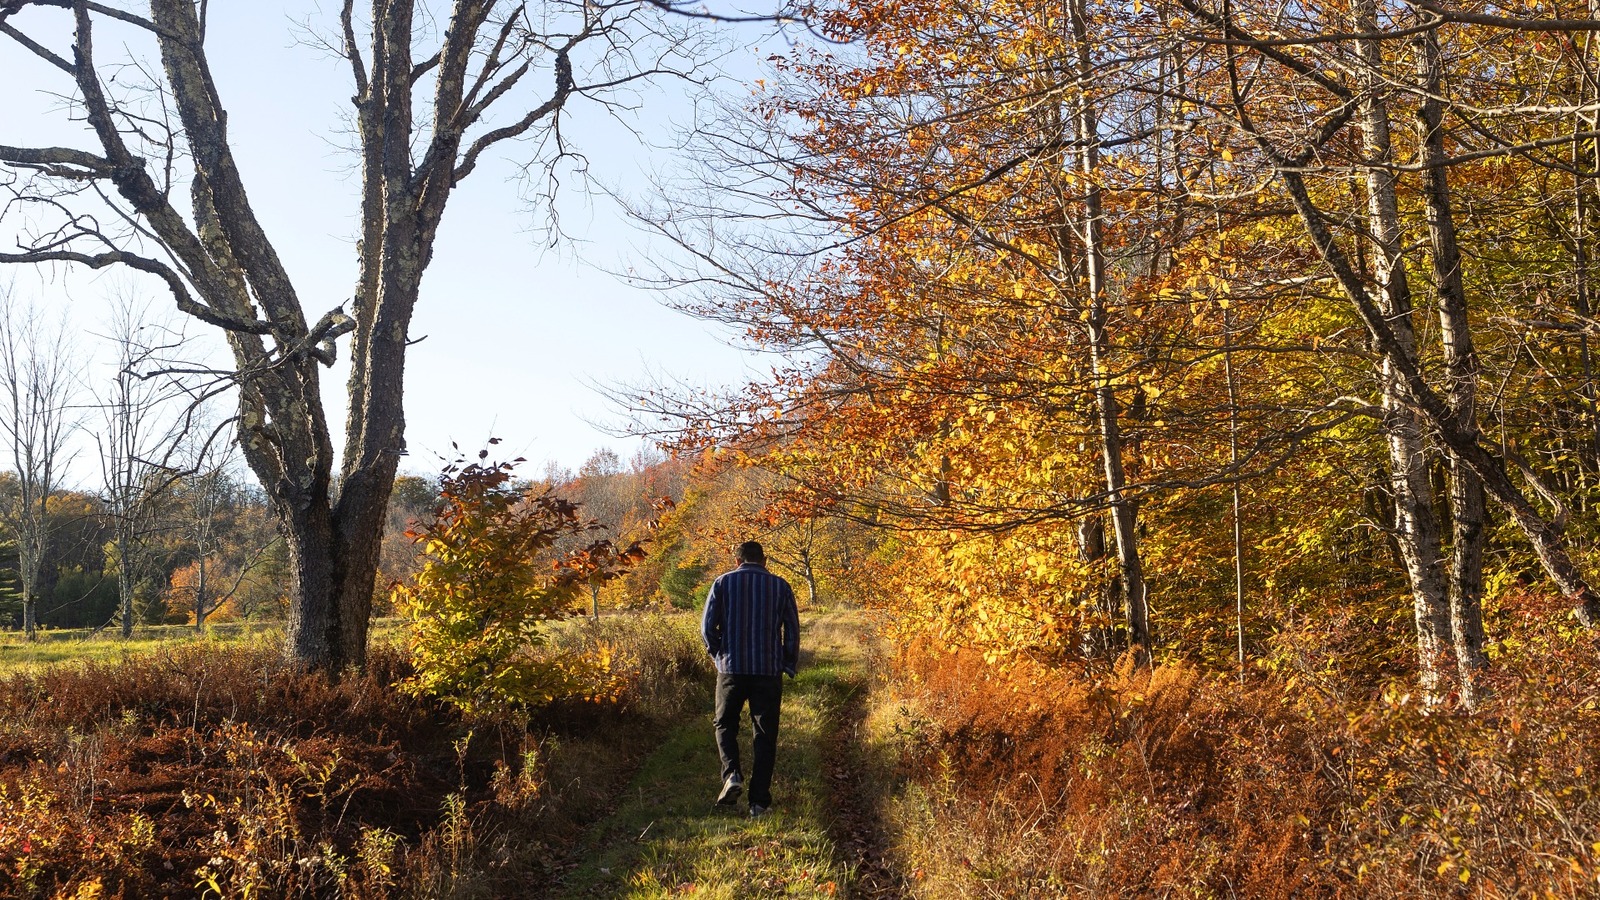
[1355,1,1453,704]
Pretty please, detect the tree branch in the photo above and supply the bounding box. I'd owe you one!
[0,247,274,334]
[0,144,113,179]
[293,306,356,366]
[0,20,73,71]
[340,0,369,98]
[453,48,573,184]
[1415,0,1600,32]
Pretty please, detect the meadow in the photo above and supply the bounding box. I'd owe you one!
[0,622,412,676]
[0,612,715,899]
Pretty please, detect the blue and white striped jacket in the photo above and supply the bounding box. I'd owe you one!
[701,563,800,677]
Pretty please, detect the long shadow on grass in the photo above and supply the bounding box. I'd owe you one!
[818,668,907,900]
[544,644,870,899]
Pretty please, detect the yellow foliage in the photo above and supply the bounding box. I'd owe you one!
[393,454,633,716]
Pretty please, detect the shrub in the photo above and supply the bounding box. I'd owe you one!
[658,558,710,611]
[878,614,1600,899]
[392,451,642,716]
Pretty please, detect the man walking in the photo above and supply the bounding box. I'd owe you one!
[701,540,801,817]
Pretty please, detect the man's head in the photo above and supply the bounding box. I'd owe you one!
[736,541,766,566]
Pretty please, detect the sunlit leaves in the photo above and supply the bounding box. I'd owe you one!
[393,451,643,716]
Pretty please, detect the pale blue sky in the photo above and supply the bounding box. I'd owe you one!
[0,2,782,481]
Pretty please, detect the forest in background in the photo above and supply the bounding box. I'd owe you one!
[0,436,874,635]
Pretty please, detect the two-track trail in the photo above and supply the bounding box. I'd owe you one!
[539,610,907,899]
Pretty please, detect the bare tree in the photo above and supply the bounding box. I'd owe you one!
[93,294,194,638]
[0,1,714,667]
[176,430,235,632]
[0,290,79,640]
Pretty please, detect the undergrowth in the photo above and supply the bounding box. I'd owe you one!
[876,613,1600,899]
[0,612,709,899]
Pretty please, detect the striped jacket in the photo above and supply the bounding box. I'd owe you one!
[701,563,800,677]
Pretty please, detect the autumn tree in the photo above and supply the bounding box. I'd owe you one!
[554,447,686,616]
[629,0,1346,664]
[394,448,642,714]
[1159,0,1600,701]
[0,0,720,667]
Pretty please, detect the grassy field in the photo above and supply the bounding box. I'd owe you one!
[0,617,409,673]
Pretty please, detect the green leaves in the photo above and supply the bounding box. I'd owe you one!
[394,450,641,716]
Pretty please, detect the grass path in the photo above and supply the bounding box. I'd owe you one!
[543,611,904,899]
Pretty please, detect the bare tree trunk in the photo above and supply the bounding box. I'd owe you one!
[1578,0,1600,478]
[195,551,210,632]
[790,519,822,608]
[1223,304,1247,680]
[1357,3,1453,704]
[117,560,137,638]
[1415,27,1489,706]
[1073,0,1149,655]
[19,546,39,639]
[182,451,230,633]
[97,297,191,640]
[282,501,341,662]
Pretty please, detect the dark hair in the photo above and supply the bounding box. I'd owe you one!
[736,541,766,565]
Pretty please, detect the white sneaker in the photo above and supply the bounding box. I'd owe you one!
[716,773,742,805]
[748,803,770,818]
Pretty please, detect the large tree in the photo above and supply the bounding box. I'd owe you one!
[0,0,707,667]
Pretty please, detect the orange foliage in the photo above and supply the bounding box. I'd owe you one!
[887,613,1600,897]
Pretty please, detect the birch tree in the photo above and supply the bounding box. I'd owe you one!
[1195,0,1599,702]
